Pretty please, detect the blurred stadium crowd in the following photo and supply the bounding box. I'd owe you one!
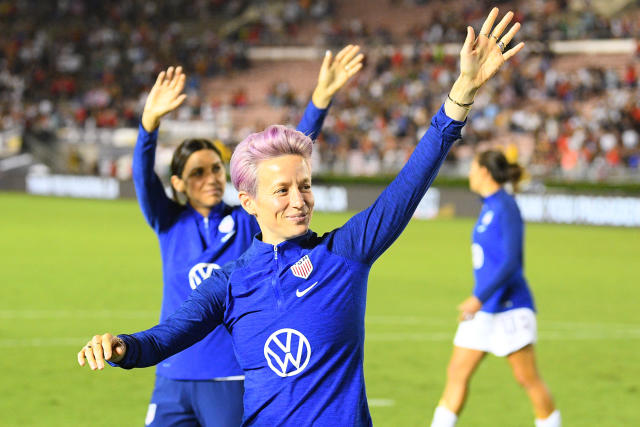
[1,0,640,182]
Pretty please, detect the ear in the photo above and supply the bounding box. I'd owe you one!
[170,175,185,194]
[238,191,257,217]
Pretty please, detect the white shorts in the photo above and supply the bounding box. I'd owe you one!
[453,307,537,357]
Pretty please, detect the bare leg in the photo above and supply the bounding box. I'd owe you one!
[507,344,556,419]
[439,346,486,414]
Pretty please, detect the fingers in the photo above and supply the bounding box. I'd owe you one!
[503,41,525,61]
[102,334,113,360]
[462,26,475,54]
[490,11,514,40]
[500,21,521,46]
[345,52,364,71]
[169,94,187,110]
[91,335,106,370]
[165,66,174,83]
[458,311,475,322]
[77,348,86,366]
[168,66,183,90]
[78,335,111,370]
[338,45,361,68]
[83,343,97,370]
[154,71,166,88]
[347,62,363,77]
[320,49,332,73]
[334,44,354,63]
[478,7,499,38]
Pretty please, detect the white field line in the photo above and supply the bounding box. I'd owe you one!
[7,311,638,329]
[368,398,395,407]
[2,311,639,346]
[367,330,640,342]
[0,309,158,319]
[0,337,89,347]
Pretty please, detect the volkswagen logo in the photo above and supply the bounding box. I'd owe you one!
[263,328,311,378]
[188,262,220,289]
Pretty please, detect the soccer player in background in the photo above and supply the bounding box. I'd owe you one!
[130,46,363,427]
[430,149,561,427]
[78,8,524,426]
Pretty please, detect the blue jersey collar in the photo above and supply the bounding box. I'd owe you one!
[248,230,315,258]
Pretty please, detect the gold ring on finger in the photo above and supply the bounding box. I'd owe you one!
[497,41,506,53]
[491,34,499,41]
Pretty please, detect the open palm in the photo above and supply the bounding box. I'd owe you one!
[460,9,524,90]
[312,44,365,107]
[317,44,364,97]
[141,66,187,131]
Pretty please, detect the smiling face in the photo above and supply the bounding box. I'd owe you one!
[239,154,314,245]
[171,149,226,214]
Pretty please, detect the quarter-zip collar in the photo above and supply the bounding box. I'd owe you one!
[247,230,314,260]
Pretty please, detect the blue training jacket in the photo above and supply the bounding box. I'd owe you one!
[471,188,535,313]
[117,105,464,425]
[132,100,329,380]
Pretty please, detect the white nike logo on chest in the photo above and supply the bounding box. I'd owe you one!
[296,281,318,297]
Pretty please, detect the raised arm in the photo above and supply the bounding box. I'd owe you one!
[133,66,187,231]
[77,270,227,370]
[297,45,364,140]
[330,8,524,265]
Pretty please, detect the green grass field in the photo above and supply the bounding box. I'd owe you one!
[1,192,638,426]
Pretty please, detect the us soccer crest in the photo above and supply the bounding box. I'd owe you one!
[290,255,313,279]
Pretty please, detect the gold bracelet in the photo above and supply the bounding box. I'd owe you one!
[447,93,474,108]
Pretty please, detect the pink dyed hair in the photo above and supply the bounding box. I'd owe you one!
[230,125,313,196]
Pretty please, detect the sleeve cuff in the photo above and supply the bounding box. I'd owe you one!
[309,98,331,112]
[138,122,159,140]
[106,334,139,369]
[432,103,466,140]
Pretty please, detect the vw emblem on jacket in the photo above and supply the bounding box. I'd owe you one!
[263,328,311,377]
[188,262,220,289]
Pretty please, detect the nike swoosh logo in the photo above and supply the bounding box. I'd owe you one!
[296,281,318,298]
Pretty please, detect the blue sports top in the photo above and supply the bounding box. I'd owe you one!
[471,188,535,313]
[116,105,464,426]
[132,100,329,380]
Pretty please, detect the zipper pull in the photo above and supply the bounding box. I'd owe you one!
[274,245,278,260]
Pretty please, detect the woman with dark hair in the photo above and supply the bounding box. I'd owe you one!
[78,8,525,426]
[130,46,364,427]
[430,150,561,427]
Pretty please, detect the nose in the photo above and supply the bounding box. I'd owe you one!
[289,188,304,208]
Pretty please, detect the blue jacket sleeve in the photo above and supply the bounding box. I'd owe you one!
[474,208,522,303]
[296,100,329,140]
[132,123,180,232]
[109,272,228,369]
[329,104,464,265]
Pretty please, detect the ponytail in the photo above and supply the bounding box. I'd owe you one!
[477,149,524,189]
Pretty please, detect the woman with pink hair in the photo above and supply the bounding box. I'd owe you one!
[79,8,524,426]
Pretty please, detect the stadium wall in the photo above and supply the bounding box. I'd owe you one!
[3,173,639,227]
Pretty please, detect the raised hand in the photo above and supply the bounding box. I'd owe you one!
[446,8,525,121]
[460,8,524,90]
[77,333,127,370]
[141,66,187,132]
[312,44,365,108]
